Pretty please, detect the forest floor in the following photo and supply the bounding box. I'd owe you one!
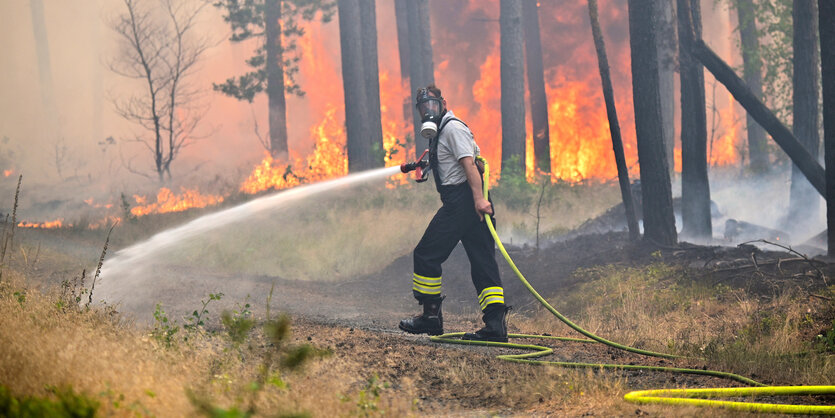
[3,196,835,416]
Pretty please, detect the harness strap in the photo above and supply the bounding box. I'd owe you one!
[429,117,468,192]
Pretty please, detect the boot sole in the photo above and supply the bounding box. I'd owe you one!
[399,323,444,336]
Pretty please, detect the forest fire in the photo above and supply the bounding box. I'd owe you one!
[130,187,224,217]
[240,105,348,194]
[17,219,64,229]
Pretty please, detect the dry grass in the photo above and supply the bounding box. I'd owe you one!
[517,261,835,386]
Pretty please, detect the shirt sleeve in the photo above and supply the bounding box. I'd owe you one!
[442,120,475,161]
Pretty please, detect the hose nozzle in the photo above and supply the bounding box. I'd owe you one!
[401,149,430,182]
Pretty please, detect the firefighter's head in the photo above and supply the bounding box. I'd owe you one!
[415,85,446,139]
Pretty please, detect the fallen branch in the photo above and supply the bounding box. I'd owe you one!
[739,240,828,285]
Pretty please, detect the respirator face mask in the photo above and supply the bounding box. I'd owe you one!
[416,89,444,139]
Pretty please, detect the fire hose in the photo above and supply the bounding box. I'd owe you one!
[420,156,835,414]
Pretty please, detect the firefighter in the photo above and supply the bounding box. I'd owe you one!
[398,85,509,342]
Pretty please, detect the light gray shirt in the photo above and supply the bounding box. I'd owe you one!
[436,110,480,186]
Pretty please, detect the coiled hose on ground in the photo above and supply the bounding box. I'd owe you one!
[429,157,835,414]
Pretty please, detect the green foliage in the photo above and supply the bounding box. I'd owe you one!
[726,0,794,125]
[340,374,389,417]
[221,299,255,346]
[492,155,536,211]
[152,303,180,348]
[185,292,224,331]
[815,319,835,353]
[12,290,26,306]
[0,385,99,418]
[189,287,327,418]
[213,0,336,101]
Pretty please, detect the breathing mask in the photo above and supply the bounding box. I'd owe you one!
[415,88,444,139]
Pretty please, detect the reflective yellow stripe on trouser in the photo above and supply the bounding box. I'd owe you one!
[413,273,441,295]
[478,286,504,310]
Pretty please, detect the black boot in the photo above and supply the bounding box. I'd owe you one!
[462,304,509,342]
[399,296,444,335]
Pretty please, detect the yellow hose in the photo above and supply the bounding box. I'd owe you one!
[428,157,835,414]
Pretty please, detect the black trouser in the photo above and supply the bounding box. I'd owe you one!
[412,182,504,311]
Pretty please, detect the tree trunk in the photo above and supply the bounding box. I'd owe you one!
[359,0,384,167]
[736,0,769,172]
[677,0,711,241]
[691,39,826,196]
[266,0,289,161]
[338,0,371,171]
[588,0,639,241]
[500,0,526,176]
[819,0,835,256]
[523,0,550,174]
[394,0,412,144]
[788,0,821,226]
[628,0,678,246]
[654,0,677,174]
[406,0,434,154]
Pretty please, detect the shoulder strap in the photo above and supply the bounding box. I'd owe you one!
[429,117,469,191]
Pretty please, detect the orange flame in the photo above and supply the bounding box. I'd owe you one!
[3,170,13,177]
[130,187,224,217]
[18,219,64,228]
[240,105,347,194]
[709,104,743,166]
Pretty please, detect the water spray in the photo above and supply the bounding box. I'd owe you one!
[98,166,401,299]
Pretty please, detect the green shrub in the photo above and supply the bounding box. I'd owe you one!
[0,385,99,418]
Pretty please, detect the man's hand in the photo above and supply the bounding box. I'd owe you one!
[460,156,492,221]
[475,196,493,221]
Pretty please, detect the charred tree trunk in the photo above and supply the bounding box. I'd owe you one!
[588,0,639,241]
[677,0,711,241]
[654,0,677,174]
[820,0,835,256]
[788,0,821,226]
[500,0,526,176]
[266,0,289,160]
[394,0,412,144]
[406,0,434,154]
[359,0,384,167]
[736,0,769,172]
[628,0,678,246]
[691,39,826,196]
[338,0,371,171]
[523,0,550,174]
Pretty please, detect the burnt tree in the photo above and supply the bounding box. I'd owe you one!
[736,0,770,172]
[523,0,550,174]
[628,0,678,245]
[394,0,412,140]
[677,0,711,240]
[788,0,821,226]
[820,0,835,256]
[359,0,384,167]
[265,0,289,160]
[500,0,526,176]
[338,0,372,171]
[654,0,678,174]
[588,0,639,241]
[406,0,434,154]
[691,39,826,196]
